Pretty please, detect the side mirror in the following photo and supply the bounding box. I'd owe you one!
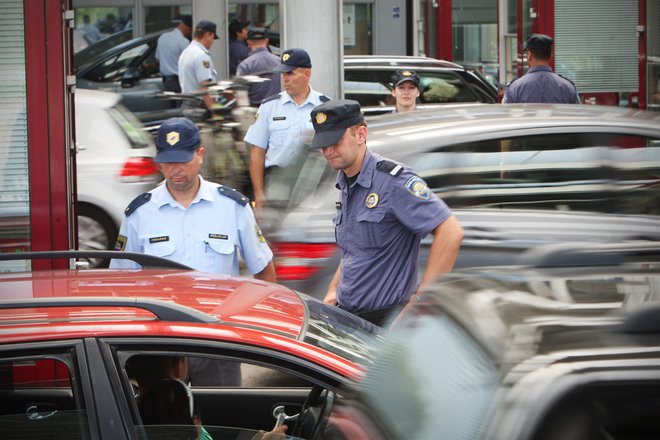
[121,68,141,88]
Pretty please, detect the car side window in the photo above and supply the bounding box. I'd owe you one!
[83,42,151,82]
[0,356,90,439]
[412,132,660,214]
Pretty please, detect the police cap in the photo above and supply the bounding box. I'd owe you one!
[196,20,219,39]
[524,34,553,56]
[274,48,312,72]
[247,27,268,40]
[310,100,364,149]
[180,15,192,28]
[155,117,201,163]
[392,69,420,88]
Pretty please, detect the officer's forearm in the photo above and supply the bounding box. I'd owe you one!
[249,146,267,197]
[254,260,277,283]
[418,216,464,293]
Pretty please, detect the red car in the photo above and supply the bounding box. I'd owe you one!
[0,251,382,440]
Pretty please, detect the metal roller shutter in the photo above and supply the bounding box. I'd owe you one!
[554,0,638,93]
[0,0,28,267]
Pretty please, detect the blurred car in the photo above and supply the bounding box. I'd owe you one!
[344,55,498,115]
[325,241,660,440]
[75,89,160,264]
[74,29,133,68]
[263,104,660,299]
[75,31,496,125]
[0,251,381,440]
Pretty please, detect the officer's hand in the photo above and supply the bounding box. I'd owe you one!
[323,289,337,306]
[253,192,266,217]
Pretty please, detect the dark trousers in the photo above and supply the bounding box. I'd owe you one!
[162,75,181,93]
[342,302,408,328]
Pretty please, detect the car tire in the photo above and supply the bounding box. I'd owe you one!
[78,204,118,268]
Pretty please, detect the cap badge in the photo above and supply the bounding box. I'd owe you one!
[365,193,379,209]
[166,131,180,146]
[282,53,290,62]
[315,112,327,125]
[402,70,412,76]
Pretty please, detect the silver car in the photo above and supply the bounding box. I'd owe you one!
[263,104,660,299]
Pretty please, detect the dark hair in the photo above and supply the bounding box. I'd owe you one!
[126,355,184,386]
[138,378,198,439]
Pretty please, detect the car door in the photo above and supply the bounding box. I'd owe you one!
[0,340,105,440]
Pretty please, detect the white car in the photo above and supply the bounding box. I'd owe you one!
[75,89,160,265]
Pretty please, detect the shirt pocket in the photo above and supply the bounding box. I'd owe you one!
[143,239,176,258]
[355,210,386,249]
[268,118,290,146]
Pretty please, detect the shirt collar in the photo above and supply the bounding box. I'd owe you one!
[191,40,209,54]
[153,176,214,208]
[282,86,319,107]
[528,65,552,73]
[335,148,375,191]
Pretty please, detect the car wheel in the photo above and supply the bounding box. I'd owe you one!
[78,204,118,268]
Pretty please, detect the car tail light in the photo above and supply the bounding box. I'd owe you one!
[271,242,338,281]
[119,157,160,182]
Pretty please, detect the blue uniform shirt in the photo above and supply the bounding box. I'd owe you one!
[229,39,250,75]
[109,177,272,275]
[155,27,189,76]
[236,47,281,106]
[334,149,452,312]
[243,88,329,168]
[178,41,217,93]
[503,66,579,104]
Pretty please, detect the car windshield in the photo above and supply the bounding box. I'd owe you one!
[301,296,384,366]
[107,103,152,148]
[357,313,498,440]
[74,29,133,70]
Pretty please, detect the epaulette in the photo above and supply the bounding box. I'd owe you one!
[319,95,331,102]
[557,74,576,86]
[506,77,517,87]
[217,185,249,206]
[125,193,151,217]
[376,160,404,176]
[260,93,281,104]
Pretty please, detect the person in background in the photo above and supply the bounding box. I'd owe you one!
[502,33,580,104]
[236,28,281,106]
[391,69,421,113]
[228,19,251,76]
[243,48,330,213]
[80,15,101,43]
[310,100,464,327]
[155,15,192,93]
[178,20,220,115]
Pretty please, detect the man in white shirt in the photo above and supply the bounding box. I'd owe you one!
[155,15,192,93]
[178,20,220,114]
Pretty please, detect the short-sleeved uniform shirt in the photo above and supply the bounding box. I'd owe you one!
[178,40,217,93]
[109,177,272,274]
[236,47,281,106]
[155,27,189,76]
[502,66,579,103]
[243,88,329,168]
[334,149,452,312]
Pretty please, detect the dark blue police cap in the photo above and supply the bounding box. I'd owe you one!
[392,69,420,88]
[310,100,364,149]
[524,33,553,53]
[155,117,201,163]
[196,20,219,39]
[247,27,268,40]
[274,48,312,72]
[180,15,192,28]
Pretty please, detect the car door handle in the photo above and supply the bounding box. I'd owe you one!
[26,404,57,421]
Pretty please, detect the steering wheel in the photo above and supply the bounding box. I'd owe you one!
[291,384,335,440]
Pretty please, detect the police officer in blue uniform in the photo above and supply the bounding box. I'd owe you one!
[236,28,281,106]
[244,48,330,212]
[309,100,464,326]
[110,117,276,386]
[503,34,580,104]
[391,69,421,113]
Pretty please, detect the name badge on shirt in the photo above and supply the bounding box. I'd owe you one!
[272,116,286,121]
[209,233,228,240]
[149,236,169,243]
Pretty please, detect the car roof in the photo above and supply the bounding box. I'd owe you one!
[344,55,465,70]
[365,104,660,155]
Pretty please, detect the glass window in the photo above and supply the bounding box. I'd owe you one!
[144,6,191,35]
[81,41,155,83]
[0,357,90,438]
[452,0,498,87]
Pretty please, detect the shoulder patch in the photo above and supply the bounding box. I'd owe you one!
[125,193,151,217]
[217,185,249,206]
[404,176,431,200]
[376,160,404,176]
[261,93,280,104]
[319,95,331,102]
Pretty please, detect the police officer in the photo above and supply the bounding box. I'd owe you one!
[244,48,330,212]
[178,20,220,113]
[228,19,251,76]
[503,34,580,104]
[391,69,421,113]
[236,28,281,106]
[309,100,464,327]
[155,15,192,93]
